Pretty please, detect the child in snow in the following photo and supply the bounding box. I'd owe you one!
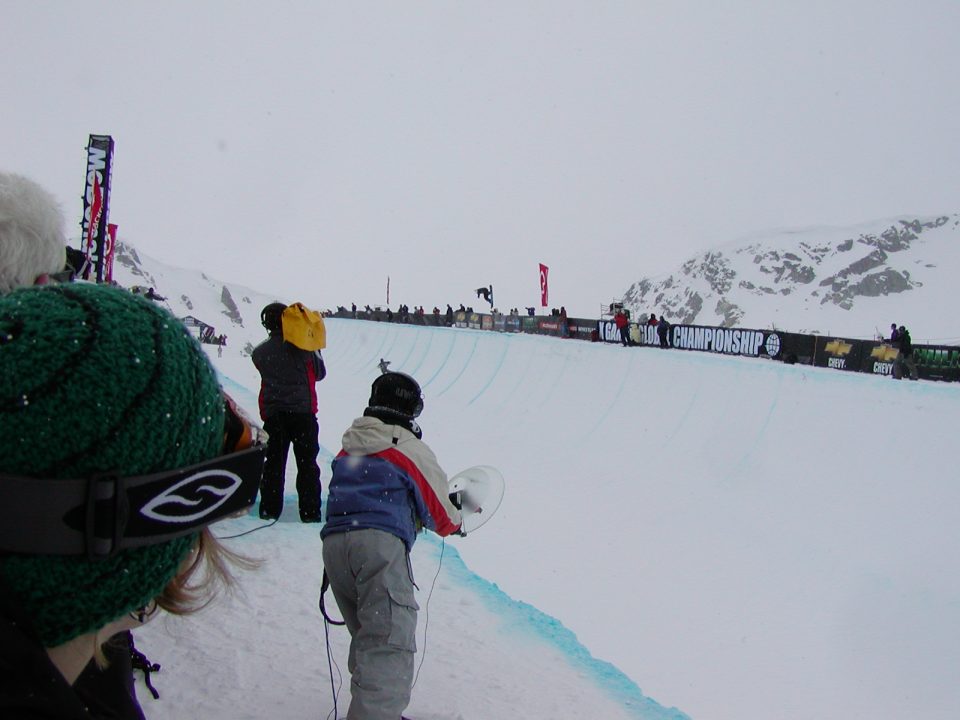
[320,371,462,720]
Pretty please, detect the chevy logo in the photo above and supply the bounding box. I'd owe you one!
[871,345,899,362]
[825,339,853,356]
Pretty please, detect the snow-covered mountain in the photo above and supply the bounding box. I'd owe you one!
[621,215,960,342]
[111,242,292,357]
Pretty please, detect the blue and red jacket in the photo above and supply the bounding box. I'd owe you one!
[320,417,462,551]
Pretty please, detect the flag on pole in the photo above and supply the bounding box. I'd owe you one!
[539,263,549,307]
[104,223,118,284]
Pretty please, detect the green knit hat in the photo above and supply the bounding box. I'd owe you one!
[0,283,225,647]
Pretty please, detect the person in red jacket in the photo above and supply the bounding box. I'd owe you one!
[614,308,630,346]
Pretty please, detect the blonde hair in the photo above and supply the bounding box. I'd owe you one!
[94,529,258,666]
[156,528,259,616]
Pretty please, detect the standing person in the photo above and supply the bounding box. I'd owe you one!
[321,372,462,720]
[657,315,672,348]
[252,302,326,522]
[893,324,919,380]
[614,308,630,347]
[889,323,900,343]
[0,283,261,718]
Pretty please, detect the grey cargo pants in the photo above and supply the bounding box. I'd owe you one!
[321,529,419,720]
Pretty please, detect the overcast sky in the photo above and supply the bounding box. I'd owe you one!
[3,1,958,317]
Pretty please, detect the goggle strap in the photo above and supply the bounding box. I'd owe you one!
[0,446,264,559]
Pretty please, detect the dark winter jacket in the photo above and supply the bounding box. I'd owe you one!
[898,329,913,357]
[251,334,326,420]
[0,579,141,719]
[320,417,462,551]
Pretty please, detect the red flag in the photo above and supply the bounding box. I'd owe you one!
[83,177,103,276]
[104,223,118,284]
[539,263,549,307]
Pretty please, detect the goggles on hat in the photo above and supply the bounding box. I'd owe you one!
[0,393,266,560]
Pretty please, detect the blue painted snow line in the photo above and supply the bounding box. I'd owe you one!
[423,536,692,720]
[467,335,510,405]
[217,373,258,408]
[423,330,458,389]
[435,333,480,396]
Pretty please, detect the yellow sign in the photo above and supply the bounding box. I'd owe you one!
[871,344,899,362]
[824,339,853,356]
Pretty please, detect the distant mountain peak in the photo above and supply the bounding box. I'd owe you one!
[622,215,958,339]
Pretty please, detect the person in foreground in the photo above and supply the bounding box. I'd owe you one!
[0,282,263,719]
[321,372,462,720]
[0,171,68,292]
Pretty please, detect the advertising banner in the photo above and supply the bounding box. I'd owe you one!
[597,320,620,343]
[914,345,960,382]
[567,318,596,341]
[813,336,864,372]
[778,332,818,365]
[491,314,522,332]
[80,134,115,283]
[859,341,960,382]
[861,341,898,377]
[539,263,549,307]
[670,325,775,358]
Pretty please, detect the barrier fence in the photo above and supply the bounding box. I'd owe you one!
[326,308,959,382]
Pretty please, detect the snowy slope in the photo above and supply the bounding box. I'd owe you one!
[117,247,959,720]
[621,215,960,341]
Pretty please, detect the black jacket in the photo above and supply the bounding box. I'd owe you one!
[251,334,326,420]
[895,329,914,356]
[0,580,140,719]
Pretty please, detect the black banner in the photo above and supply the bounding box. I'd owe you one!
[812,336,864,372]
[567,318,596,341]
[858,341,960,382]
[778,332,818,365]
[80,134,115,283]
[322,308,960,382]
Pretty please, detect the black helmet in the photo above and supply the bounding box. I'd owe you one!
[261,302,286,334]
[369,372,423,418]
